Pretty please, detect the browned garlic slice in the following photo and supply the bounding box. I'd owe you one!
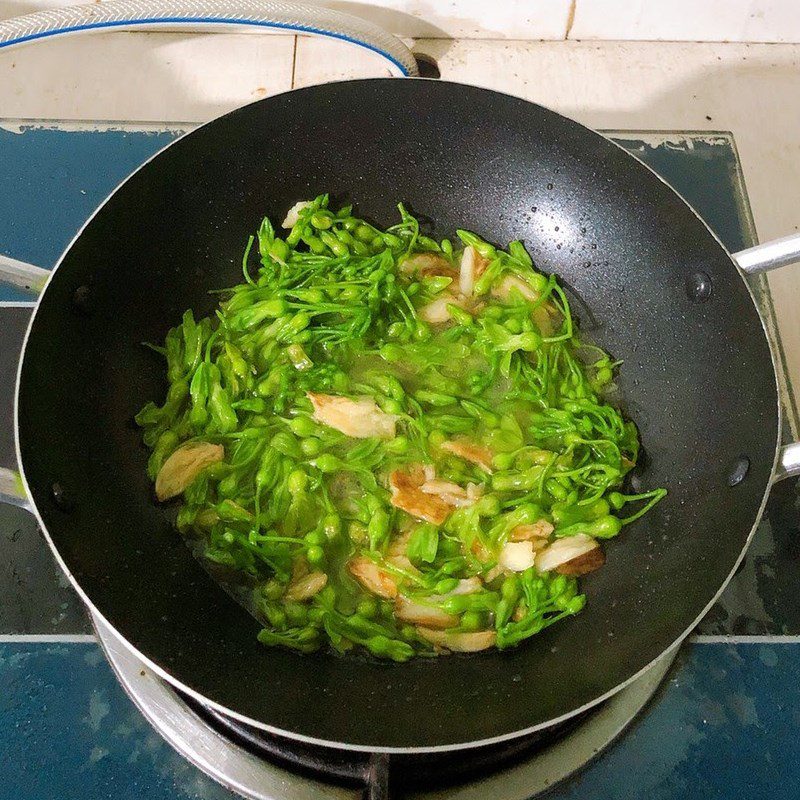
[441,439,494,473]
[347,557,399,598]
[459,245,488,296]
[401,252,457,278]
[307,392,398,439]
[417,628,497,652]
[284,571,328,602]
[394,596,459,629]
[509,520,555,541]
[535,534,605,576]
[389,468,453,525]
[155,441,224,501]
[418,293,468,324]
[491,274,558,334]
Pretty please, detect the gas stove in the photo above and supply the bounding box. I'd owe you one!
[2,122,799,800]
[94,613,673,800]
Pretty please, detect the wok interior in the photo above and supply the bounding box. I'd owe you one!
[18,80,779,750]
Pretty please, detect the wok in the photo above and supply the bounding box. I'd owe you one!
[2,0,800,753]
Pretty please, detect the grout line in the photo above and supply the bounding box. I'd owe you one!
[1,117,194,132]
[690,634,800,644]
[3,634,796,645]
[0,301,36,308]
[290,34,298,89]
[0,633,96,643]
[565,0,577,40]
[0,634,795,648]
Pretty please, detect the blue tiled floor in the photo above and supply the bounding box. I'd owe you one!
[550,643,798,800]
[0,125,182,302]
[0,642,234,800]
[1,641,798,800]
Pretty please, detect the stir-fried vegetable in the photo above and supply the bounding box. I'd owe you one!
[136,194,666,661]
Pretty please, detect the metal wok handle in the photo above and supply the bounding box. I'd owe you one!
[734,232,800,275]
[732,232,800,482]
[0,469,29,509]
[0,302,34,511]
[0,0,416,510]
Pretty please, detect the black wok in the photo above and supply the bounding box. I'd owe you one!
[3,78,800,751]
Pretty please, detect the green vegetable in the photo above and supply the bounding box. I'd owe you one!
[407,524,439,564]
[554,514,623,540]
[367,509,391,551]
[208,376,238,433]
[552,498,610,527]
[136,195,665,662]
[496,568,584,648]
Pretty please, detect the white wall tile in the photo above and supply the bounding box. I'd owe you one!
[0,31,295,121]
[3,0,800,42]
[0,0,66,17]
[318,0,572,39]
[570,0,800,43]
[741,0,800,42]
[293,34,397,86]
[0,0,572,39]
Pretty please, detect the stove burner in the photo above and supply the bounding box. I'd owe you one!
[94,611,675,800]
[185,696,599,799]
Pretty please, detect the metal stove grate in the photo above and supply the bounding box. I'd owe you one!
[187,696,599,799]
[94,611,676,800]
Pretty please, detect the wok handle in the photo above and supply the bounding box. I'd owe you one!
[775,444,800,482]
[733,232,800,275]
[0,305,34,512]
[0,468,30,510]
[732,235,800,482]
[0,0,418,76]
[0,254,50,295]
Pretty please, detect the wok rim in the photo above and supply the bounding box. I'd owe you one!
[12,78,784,753]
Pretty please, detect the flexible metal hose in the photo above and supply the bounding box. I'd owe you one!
[0,0,417,290]
[0,0,418,75]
